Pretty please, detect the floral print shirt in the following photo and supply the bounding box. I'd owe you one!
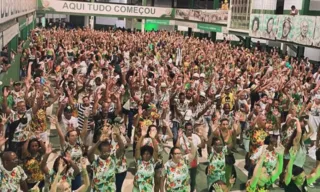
[207,149,227,188]
[163,156,190,192]
[249,127,268,155]
[63,140,83,171]
[246,180,269,192]
[133,158,155,192]
[23,153,44,184]
[251,146,277,175]
[111,138,127,174]
[0,165,27,192]
[12,109,33,142]
[91,154,117,192]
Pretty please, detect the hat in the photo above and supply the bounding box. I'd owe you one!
[193,73,199,78]
[200,73,205,78]
[315,94,320,100]
[64,105,73,113]
[200,91,206,98]
[114,117,124,124]
[160,82,167,88]
[13,81,21,86]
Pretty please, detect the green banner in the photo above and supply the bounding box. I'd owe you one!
[197,23,222,32]
[146,19,170,25]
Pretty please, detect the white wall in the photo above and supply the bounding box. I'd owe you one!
[252,0,277,10]
[304,47,320,61]
[216,33,240,41]
[96,16,125,28]
[284,0,303,10]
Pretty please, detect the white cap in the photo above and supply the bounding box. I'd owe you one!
[315,94,320,100]
[160,82,167,88]
[193,73,199,78]
[200,73,205,78]
[200,91,206,98]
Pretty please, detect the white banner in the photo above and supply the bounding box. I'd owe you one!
[0,0,37,24]
[3,23,19,46]
[38,0,173,18]
[175,9,228,24]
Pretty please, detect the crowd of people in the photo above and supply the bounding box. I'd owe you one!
[0,26,319,192]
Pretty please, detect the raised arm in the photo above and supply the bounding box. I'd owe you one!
[250,146,267,188]
[75,158,90,192]
[135,131,146,160]
[49,116,65,147]
[270,144,285,183]
[284,147,298,185]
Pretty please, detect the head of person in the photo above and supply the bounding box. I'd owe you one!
[220,118,229,129]
[140,145,154,161]
[185,122,193,136]
[252,17,260,32]
[291,5,296,11]
[211,137,224,153]
[169,146,182,163]
[223,103,231,114]
[291,165,306,186]
[209,180,229,192]
[146,125,157,138]
[143,92,152,104]
[179,92,186,103]
[267,18,274,33]
[273,99,280,108]
[199,92,206,103]
[1,151,19,171]
[56,180,71,192]
[82,95,90,107]
[53,156,69,174]
[282,18,292,38]
[16,100,27,114]
[314,95,320,105]
[264,135,278,149]
[260,93,268,103]
[95,77,102,86]
[257,114,267,128]
[65,130,78,144]
[186,89,193,99]
[300,21,309,37]
[98,140,112,158]
[63,105,73,120]
[28,138,41,154]
[13,82,21,92]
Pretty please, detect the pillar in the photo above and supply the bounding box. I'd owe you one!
[84,16,90,28]
[189,0,194,8]
[141,0,147,33]
[188,27,192,37]
[211,32,216,41]
[245,37,251,49]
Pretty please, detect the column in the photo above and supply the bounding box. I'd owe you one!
[245,37,251,49]
[211,32,216,41]
[141,0,147,33]
[189,0,194,8]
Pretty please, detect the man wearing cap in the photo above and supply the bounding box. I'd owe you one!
[156,82,170,121]
[10,81,24,105]
[57,103,79,134]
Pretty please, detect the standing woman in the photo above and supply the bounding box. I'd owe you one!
[162,141,197,192]
[142,121,173,192]
[246,144,285,191]
[50,114,88,190]
[133,129,159,192]
[21,138,46,190]
[87,126,125,191]
[206,136,235,189]
[212,118,238,186]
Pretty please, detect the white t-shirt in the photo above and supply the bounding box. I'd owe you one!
[60,115,79,134]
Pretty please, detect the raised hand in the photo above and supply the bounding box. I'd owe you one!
[0,114,8,125]
[58,159,67,173]
[49,116,58,125]
[80,157,87,170]
[3,87,10,97]
[212,183,223,192]
[289,147,297,158]
[275,143,285,156]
